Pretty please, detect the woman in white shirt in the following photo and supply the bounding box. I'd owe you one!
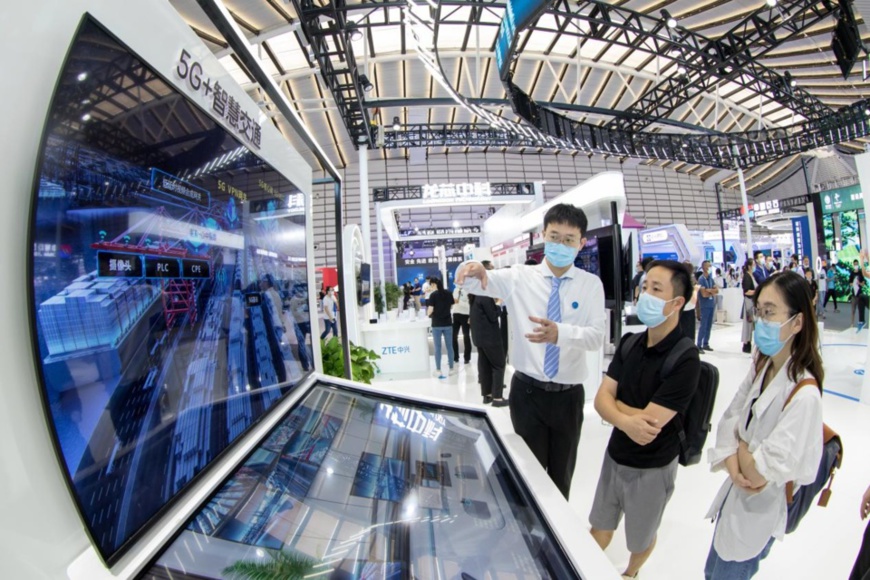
[705,271,824,579]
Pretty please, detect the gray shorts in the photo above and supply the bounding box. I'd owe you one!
[589,452,678,553]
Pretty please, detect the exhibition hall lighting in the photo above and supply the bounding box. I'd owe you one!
[452,220,459,228]
[76,71,88,82]
[662,9,677,29]
[864,108,870,117]
[345,21,363,42]
[677,65,687,75]
[393,116,401,130]
[81,113,91,122]
[766,0,777,7]
[359,74,374,93]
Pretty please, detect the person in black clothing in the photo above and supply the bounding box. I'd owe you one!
[470,261,507,406]
[850,259,868,331]
[402,282,412,310]
[631,261,644,303]
[427,278,455,377]
[804,267,819,310]
[591,260,701,579]
[741,259,757,353]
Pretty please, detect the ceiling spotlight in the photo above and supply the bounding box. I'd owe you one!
[409,249,415,257]
[346,21,363,42]
[81,113,91,122]
[452,221,459,228]
[392,115,401,130]
[864,108,870,117]
[359,74,373,93]
[357,133,368,143]
[661,9,677,29]
[76,72,88,82]
[766,0,777,7]
[677,65,687,75]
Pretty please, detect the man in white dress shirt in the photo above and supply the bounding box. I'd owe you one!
[456,204,606,499]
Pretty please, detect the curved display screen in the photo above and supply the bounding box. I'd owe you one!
[28,16,312,563]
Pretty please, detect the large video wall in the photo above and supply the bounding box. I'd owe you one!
[29,17,312,563]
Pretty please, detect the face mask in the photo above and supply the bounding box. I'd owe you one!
[544,241,578,268]
[754,314,797,357]
[636,292,677,328]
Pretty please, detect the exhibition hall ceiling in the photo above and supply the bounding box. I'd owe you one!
[168,0,870,193]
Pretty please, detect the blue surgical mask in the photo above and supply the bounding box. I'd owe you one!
[753,314,797,357]
[544,242,578,268]
[637,292,677,328]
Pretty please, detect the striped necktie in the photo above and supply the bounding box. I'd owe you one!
[543,277,563,379]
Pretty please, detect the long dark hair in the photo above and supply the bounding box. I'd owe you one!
[753,271,824,390]
[432,277,444,292]
[743,259,754,275]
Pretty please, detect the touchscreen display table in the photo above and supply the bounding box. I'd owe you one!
[145,381,578,579]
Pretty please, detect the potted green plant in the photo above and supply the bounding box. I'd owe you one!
[223,549,315,579]
[320,337,380,384]
[373,282,401,315]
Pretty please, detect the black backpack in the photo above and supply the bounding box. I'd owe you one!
[620,333,719,466]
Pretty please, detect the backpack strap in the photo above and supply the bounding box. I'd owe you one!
[661,336,698,377]
[619,332,646,363]
[782,378,842,506]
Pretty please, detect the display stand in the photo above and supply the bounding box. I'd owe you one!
[361,315,432,377]
[719,287,744,323]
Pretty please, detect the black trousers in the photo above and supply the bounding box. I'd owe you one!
[452,313,471,362]
[850,519,870,580]
[823,291,838,309]
[477,342,505,398]
[679,309,696,343]
[509,374,585,500]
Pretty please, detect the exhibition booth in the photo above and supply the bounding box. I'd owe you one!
[0,2,620,578]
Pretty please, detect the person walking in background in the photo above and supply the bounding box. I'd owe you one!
[457,203,606,499]
[741,259,757,353]
[470,261,507,407]
[804,267,819,314]
[753,252,770,286]
[452,283,472,365]
[850,259,867,331]
[697,260,718,352]
[816,262,827,319]
[631,261,644,303]
[849,482,870,580]
[824,263,839,313]
[320,286,338,339]
[427,277,456,378]
[402,282,412,311]
[680,260,698,343]
[591,260,700,580]
[704,271,823,579]
[412,277,423,311]
[289,284,312,371]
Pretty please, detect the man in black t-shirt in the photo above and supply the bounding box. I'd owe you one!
[590,261,701,579]
[850,259,868,331]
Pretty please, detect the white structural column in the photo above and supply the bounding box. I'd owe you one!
[375,201,387,317]
[853,150,870,405]
[736,166,754,258]
[359,144,373,319]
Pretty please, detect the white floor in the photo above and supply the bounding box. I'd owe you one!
[372,321,870,579]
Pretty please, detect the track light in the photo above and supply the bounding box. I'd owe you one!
[864,108,870,117]
[346,21,362,42]
[661,9,677,29]
[784,71,796,88]
[766,0,777,7]
[677,65,687,75]
[359,74,373,92]
[392,116,401,130]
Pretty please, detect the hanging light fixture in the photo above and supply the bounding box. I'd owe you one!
[661,9,677,29]
[346,21,363,42]
[392,116,401,130]
[359,74,374,92]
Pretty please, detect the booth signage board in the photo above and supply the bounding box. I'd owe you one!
[400,226,480,236]
[821,185,864,214]
[792,216,812,259]
[716,194,811,221]
[641,230,669,244]
[422,181,492,203]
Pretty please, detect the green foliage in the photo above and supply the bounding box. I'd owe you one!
[320,337,380,384]
[223,549,315,580]
[373,282,401,314]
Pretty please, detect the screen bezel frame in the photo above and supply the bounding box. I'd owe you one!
[25,13,312,567]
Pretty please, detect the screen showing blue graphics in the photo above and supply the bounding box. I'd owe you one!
[28,17,312,563]
[147,383,578,579]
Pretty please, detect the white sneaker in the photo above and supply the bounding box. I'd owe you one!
[433,369,442,377]
[448,367,457,376]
